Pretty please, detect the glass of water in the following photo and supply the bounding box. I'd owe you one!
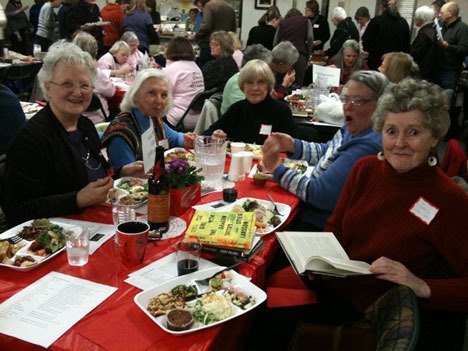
[66,228,90,266]
[194,135,227,192]
[112,202,136,245]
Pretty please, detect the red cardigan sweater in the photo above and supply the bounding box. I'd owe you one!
[325,156,468,312]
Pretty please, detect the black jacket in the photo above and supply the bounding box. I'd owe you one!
[362,10,410,70]
[1,105,109,227]
[247,24,276,50]
[411,23,438,80]
[308,14,330,50]
[67,0,104,54]
[326,17,359,58]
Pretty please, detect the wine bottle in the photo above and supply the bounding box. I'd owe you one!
[147,145,170,234]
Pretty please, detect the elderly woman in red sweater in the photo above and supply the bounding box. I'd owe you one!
[323,78,468,350]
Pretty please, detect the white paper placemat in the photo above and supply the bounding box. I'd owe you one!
[0,272,117,348]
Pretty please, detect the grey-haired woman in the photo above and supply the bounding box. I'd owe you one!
[203,59,297,144]
[97,40,134,77]
[102,68,196,169]
[329,39,365,85]
[325,78,468,349]
[1,42,143,226]
[262,70,388,230]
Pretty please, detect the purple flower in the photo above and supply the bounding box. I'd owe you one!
[168,159,189,174]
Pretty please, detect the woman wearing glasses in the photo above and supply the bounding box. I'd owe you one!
[1,42,144,227]
[262,70,388,231]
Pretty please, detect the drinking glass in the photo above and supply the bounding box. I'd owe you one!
[66,228,90,266]
[112,202,136,245]
[176,240,202,276]
[194,135,227,192]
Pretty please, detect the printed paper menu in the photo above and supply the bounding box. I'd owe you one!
[185,210,256,249]
[0,272,117,348]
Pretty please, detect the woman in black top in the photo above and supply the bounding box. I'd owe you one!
[201,30,239,92]
[305,0,330,50]
[203,59,297,145]
[246,6,281,50]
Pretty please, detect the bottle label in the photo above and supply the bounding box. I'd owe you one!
[147,194,170,223]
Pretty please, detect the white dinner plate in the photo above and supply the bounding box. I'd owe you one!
[164,147,195,166]
[0,220,81,272]
[134,267,266,335]
[111,177,148,208]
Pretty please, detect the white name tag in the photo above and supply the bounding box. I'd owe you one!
[409,197,439,225]
[259,124,272,135]
[313,24,320,28]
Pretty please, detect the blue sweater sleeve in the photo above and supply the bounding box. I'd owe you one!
[289,138,329,164]
[164,123,185,148]
[274,139,381,212]
[107,136,137,168]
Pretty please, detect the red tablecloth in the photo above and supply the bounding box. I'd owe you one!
[0,177,300,351]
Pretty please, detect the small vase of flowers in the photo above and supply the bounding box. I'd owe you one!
[167,159,203,216]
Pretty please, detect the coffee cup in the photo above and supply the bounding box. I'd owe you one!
[116,221,149,265]
[228,153,245,181]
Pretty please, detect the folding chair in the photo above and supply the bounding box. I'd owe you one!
[86,93,109,122]
[173,87,218,132]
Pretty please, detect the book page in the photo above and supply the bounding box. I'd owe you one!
[286,232,349,260]
[0,272,117,348]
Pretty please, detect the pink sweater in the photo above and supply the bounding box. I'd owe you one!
[325,156,468,312]
[163,60,205,129]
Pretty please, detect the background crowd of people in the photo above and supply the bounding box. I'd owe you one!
[0,0,467,349]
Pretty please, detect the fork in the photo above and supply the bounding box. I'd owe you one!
[267,194,283,216]
[7,235,23,244]
[194,262,243,289]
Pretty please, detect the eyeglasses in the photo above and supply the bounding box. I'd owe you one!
[340,95,376,106]
[49,81,94,93]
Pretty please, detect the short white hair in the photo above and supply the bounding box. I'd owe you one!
[120,69,173,115]
[333,7,347,20]
[414,6,434,25]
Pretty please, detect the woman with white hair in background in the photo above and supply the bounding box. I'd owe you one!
[101,69,197,168]
[121,31,144,70]
[98,40,134,77]
[324,7,359,59]
[411,5,438,81]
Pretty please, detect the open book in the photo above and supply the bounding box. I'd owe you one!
[276,231,372,277]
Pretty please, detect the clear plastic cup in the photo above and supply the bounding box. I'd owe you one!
[66,228,90,266]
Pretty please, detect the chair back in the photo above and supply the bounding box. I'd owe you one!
[295,122,320,143]
[86,93,110,122]
[174,87,219,132]
[193,93,223,134]
[440,139,467,178]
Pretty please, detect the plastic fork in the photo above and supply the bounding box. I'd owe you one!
[8,235,23,244]
[194,262,242,290]
[267,194,283,216]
